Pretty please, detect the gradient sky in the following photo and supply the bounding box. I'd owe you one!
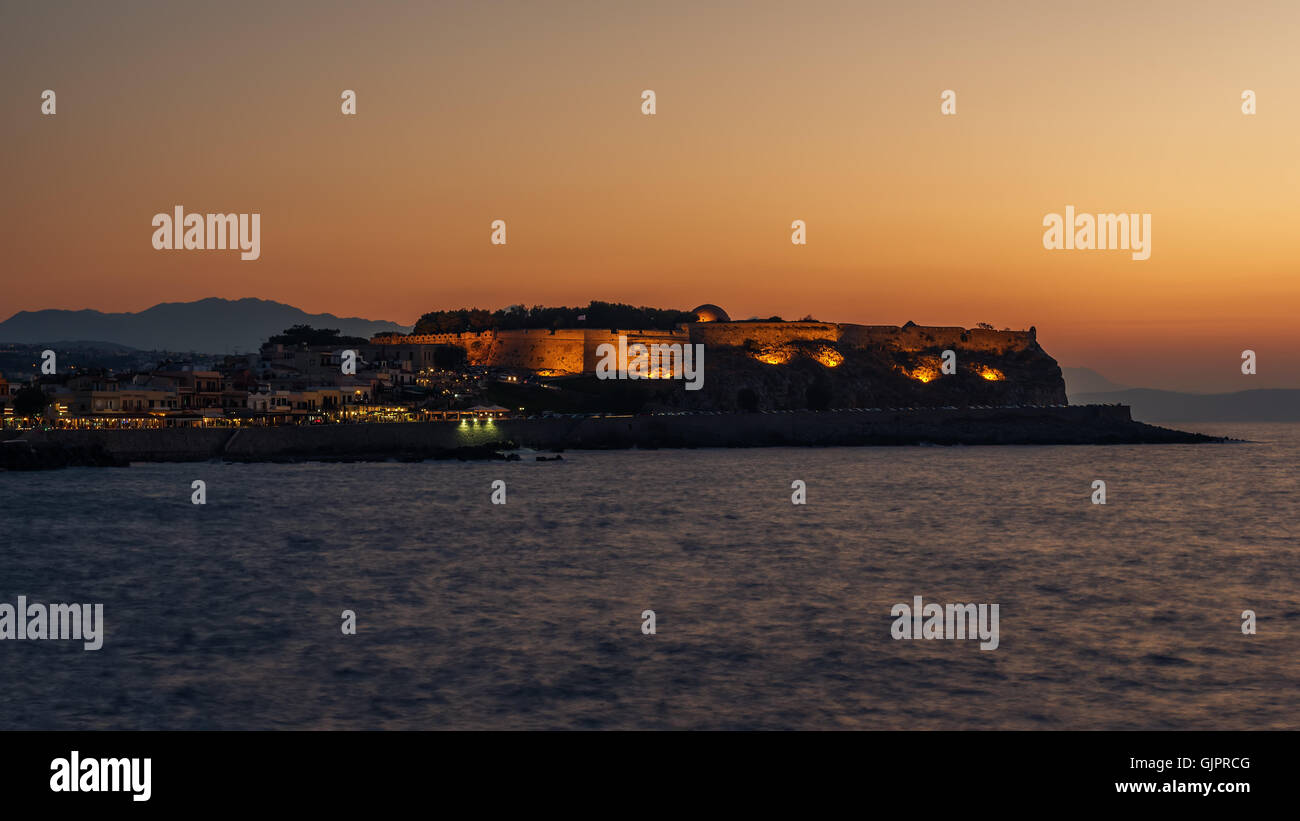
[3,0,1298,391]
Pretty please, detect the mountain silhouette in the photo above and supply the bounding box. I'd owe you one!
[1071,388,1300,422]
[1060,366,1129,395]
[0,298,410,353]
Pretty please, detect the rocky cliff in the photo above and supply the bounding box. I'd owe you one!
[587,324,1068,413]
[381,319,1069,413]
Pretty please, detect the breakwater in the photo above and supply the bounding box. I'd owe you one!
[12,405,1220,464]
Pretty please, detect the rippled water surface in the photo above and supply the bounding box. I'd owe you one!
[2,422,1297,729]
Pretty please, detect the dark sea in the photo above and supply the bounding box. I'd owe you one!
[2,422,1296,730]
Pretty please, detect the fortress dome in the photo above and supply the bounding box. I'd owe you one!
[691,304,730,323]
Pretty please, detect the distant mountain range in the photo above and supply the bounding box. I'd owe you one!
[1061,366,1129,395]
[1071,388,1300,422]
[1062,366,1300,421]
[0,298,410,353]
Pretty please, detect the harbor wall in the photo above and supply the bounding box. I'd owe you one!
[13,405,1179,463]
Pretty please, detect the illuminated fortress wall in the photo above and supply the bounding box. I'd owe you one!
[372,328,690,373]
[464,329,586,373]
[370,323,1038,373]
[580,329,691,372]
[836,325,1037,354]
[686,322,841,347]
[686,322,1036,355]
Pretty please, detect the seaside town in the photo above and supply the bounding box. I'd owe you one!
[0,325,519,431]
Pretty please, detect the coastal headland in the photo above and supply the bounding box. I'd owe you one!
[369,311,1071,412]
[0,305,1229,467]
[14,405,1221,465]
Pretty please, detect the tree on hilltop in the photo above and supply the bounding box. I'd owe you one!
[411,302,694,334]
[266,325,368,347]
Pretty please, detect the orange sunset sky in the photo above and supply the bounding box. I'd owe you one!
[2,0,1297,392]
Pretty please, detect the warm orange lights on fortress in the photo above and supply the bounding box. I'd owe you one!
[901,357,942,383]
[754,349,794,365]
[751,345,843,367]
[899,361,1003,383]
[813,349,843,368]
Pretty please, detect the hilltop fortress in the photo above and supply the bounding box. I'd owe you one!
[366,305,1067,411]
[369,305,1041,374]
